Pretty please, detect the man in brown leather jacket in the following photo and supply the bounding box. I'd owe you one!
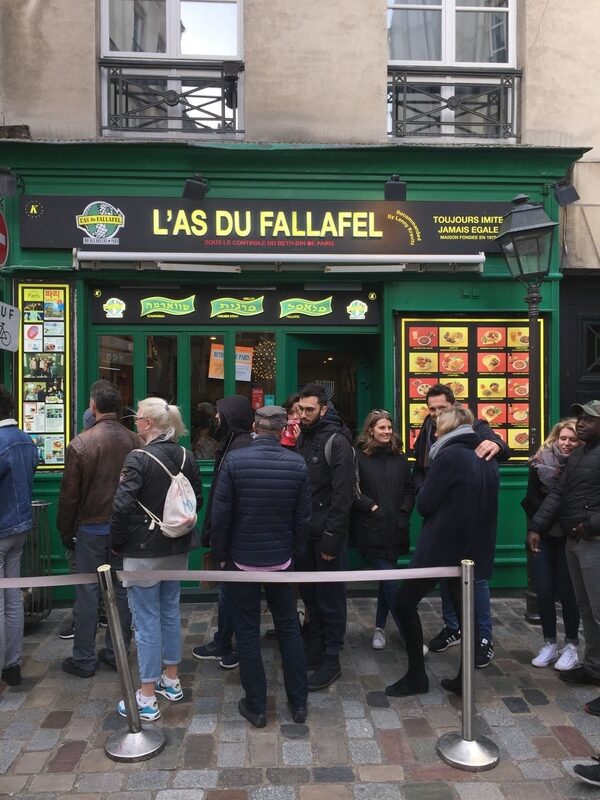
[57,380,140,678]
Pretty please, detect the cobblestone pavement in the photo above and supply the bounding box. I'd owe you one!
[1,596,600,799]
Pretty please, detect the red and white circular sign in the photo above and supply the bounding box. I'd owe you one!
[0,211,8,268]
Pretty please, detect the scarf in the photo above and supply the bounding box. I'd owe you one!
[531,444,570,489]
[428,424,475,461]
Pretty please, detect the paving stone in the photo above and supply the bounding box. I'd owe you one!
[0,775,28,795]
[403,782,457,800]
[249,733,279,767]
[299,786,351,800]
[205,790,249,800]
[377,729,415,764]
[552,726,595,757]
[312,766,355,783]
[2,719,37,739]
[455,782,505,800]
[341,700,366,718]
[25,728,60,752]
[282,741,312,765]
[519,760,563,779]
[369,708,401,730]
[173,770,220,788]
[280,723,309,739]
[190,713,218,734]
[480,706,516,727]
[312,728,349,764]
[155,792,206,800]
[403,717,434,737]
[353,784,402,800]
[346,718,375,738]
[493,725,539,760]
[195,697,222,714]
[250,789,295,800]
[184,734,215,767]
[218,768,263,786]
[348,740,383,764]
[498,781,560,800]
[217,744,247,768]
[522,689,549,706]
[127,770,171,790]
[12,751,49,774]
[266,767,310,784]
[366,691,390,708]
[0,691,27,711]
[47,740,87,773]
[41,710,73,728]
[502,696,530,713]
[76,771,126,792]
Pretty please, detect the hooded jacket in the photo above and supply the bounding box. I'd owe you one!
[295,413,355,556]
[201,395,254,547]
[411,430,499,580]
[0,419,39,539]
[353,445,415,561]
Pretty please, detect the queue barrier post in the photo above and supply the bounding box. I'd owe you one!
[436,560,500,772]
[97,564,166,763]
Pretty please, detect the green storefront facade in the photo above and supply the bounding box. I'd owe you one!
[0,140,586,593]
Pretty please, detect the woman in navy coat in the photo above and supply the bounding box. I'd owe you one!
[386,404,500,698]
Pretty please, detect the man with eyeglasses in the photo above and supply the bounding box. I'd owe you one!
[295,383,355,690]
[57,380,139,678]
[413,383,510,671]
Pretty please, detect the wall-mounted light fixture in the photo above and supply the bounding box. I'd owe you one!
[552,180,580,207]
[182,174,209,201]
[384,174,407,201]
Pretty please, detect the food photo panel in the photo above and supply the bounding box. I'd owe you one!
[408,326,439,348]
[508,429,530,450]
[477,352,506,373]
[507,352,530,373]
[508,378,530,398]
[478,378,507,399]
[440,352,468,374]
[507,326,530,348]
[409,402,430,426]
[409,352,439,374]
[508,403,530,425]
[477,403,507,426]
[439,327,468,348]
[442,378,468,399]
[477,327,506,348]
[409,377,439,399]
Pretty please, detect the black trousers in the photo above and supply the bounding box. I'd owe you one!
[395,577,479,677]
[297,540,347,656]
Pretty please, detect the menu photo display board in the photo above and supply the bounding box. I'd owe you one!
[401,317,544,462]
[18,284,70,468]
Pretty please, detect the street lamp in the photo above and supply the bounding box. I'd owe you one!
[495,193,558,624]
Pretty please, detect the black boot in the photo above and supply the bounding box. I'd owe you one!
[441,675,462,696]
[308,654,341,691]
[385,672,428,697]
[1,664,21,686]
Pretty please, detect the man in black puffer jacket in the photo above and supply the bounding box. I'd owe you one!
[192,396,254,668]
[295,384,355,691]
[210,405,312,728]
[529,401,600,700]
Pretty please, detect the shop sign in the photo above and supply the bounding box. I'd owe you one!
[0,300,20,352]
[399,316,544,463]
[90,286,380,327]
[20,196,510,256]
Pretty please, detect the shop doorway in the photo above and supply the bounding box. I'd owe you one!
[288,334,378,436]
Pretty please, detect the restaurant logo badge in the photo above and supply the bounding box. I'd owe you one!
[76,201,125,245]
[210,297,264,318]
[140,295,196,317]
[346,300,368,320]
[102,297,126,318]
[279,297,333,318]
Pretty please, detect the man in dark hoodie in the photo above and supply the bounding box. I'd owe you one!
[295,383,355,690]
[192,395,254,668]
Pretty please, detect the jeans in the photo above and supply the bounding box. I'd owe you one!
[128,580,182,683]
[0,532,27,669]
[297,540,347,656]
[228,575,307,715]
[396,577,479,678]
[440,578,492,641]
[566,538,600,678]
[366,556,402,630]
[72,529,131,671]
[531,535,579,643]
[213,582,235,651]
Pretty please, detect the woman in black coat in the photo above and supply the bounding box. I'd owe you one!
[386,404,499,698]
[354,410,415,650]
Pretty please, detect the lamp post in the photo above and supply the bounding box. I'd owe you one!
[495,194,558,624]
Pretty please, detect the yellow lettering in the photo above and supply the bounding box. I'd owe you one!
[260,211,274,237]
[172,210,192,236]
[216,210,234,236]
[320,212,338,237]
[306,212,320,237]
[291,211,306,236]
[272,212,291,237]
[353,212,368,238]
[153,209,168,236]
[338,212,353,236]
[234,211,252,237]
[191,209,208,236]
[368,212,383,238]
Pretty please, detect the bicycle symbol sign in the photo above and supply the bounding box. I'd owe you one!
[0,301,20,352]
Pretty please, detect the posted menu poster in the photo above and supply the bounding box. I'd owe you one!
[400,317,545,462]
[17,284,70,469]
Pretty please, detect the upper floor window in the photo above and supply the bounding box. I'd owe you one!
[387,0,515,67]
[104,0,241,59]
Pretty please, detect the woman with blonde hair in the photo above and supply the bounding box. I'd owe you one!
[386,404,500,697]
[523,418,582,670]
[353,410,414,649]
[111,398,202,720]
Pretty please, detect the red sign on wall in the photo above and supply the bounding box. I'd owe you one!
[0,211,8,267]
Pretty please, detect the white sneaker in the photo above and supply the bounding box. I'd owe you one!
[531,642,558,668]
[372,628,386,650]
[555,643,580,671]
[423,644,429,657]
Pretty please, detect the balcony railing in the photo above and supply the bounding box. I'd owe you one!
[388,67,521,140]
[99,58,243,136]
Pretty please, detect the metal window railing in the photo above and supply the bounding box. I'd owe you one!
[99,58,244,136]
[388,66,521,141]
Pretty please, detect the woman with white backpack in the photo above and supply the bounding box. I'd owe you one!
[111,397,203,721]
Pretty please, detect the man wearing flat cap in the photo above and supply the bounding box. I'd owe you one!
[529,400,600,707]
[210,405,312,728]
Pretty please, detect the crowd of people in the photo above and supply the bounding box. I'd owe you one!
[2,380,600,783]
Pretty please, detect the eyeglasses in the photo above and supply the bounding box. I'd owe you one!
[371,409,391,415]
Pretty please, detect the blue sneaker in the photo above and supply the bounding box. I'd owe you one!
[155,673,183,702]
[117,690,160,721]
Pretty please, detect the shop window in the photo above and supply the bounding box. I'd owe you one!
[235,332,276,409]
[387,1,518,140]
[191,334,224,459]
[99,334,134,427]
[147,335,178,402]
[101,0,243,136]
[583,321,600,378]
